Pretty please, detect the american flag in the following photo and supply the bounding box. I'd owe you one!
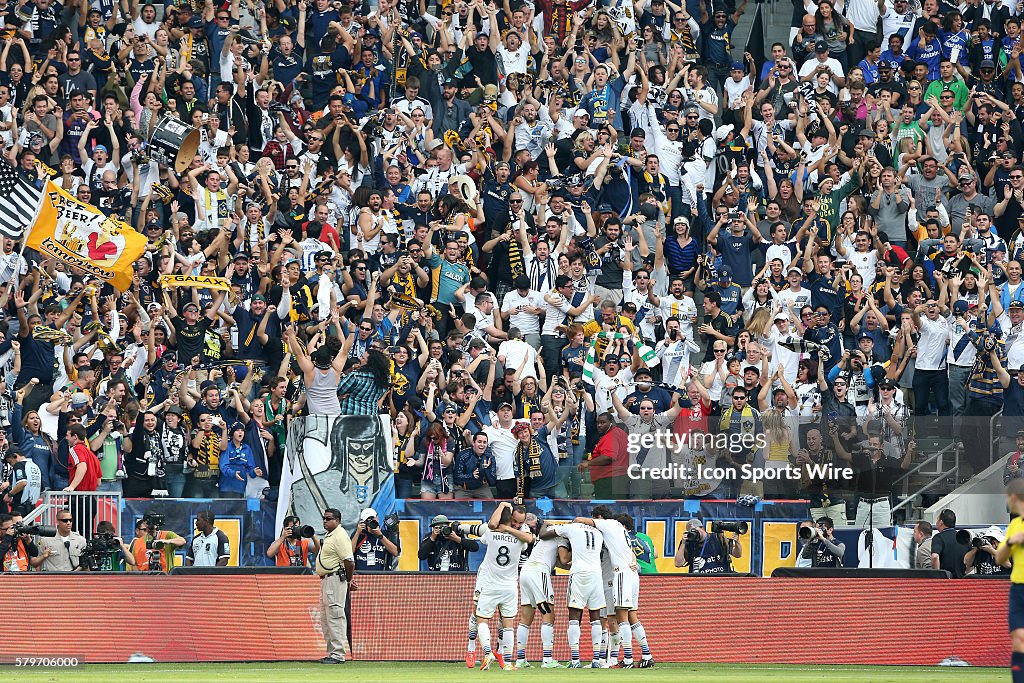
[0,162,43,240]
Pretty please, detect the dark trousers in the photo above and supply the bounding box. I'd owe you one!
[540,334,566,379]
[849,29,877,67]
[122,476,152,499]
[494,478,517,499]
[912,369,950,416]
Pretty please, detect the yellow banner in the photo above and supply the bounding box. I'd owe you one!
[158,274,233,292]
[27,181,147,292]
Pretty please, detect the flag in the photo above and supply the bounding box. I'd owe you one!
[25,181,147,292]
[582,344,597,385]
[0,162,44,239]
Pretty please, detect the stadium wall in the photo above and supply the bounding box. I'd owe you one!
[2,573,1008,665]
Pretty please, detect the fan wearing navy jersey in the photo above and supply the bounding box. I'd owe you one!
[458,502,535,671]
[543,520,606,668]
[576,506,654,668]
[515,520,571,669]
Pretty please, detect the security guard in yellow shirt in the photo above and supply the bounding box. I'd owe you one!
[997,479,1024,683]
[316,507,356,664]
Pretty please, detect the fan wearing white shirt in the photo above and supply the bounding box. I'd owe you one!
[501,276,545,347]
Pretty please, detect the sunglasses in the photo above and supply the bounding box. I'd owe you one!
[58,517,73,522]
[323,516,336,521]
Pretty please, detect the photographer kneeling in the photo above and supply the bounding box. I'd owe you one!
[419,514,480,572]
[798,517,845,568]
[673,518,743,574]
[128,515,185,572]
[267,515,321,568]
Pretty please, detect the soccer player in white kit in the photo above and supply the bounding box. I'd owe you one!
[542,520,606,668]
[516,520,571,669]
[576,506,655,668]
[459,502,535,671]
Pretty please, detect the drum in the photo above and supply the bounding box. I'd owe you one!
[149,117,201,173]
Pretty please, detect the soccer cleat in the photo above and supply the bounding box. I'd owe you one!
[637,657,655,668]
[501,662,516,671]
[541,661,565,668]
[590,660,603,668]
[481,653,496,671]
[620,660,634,669]
[514,659,532,669]
[567,661,583,668]
[466,652,477,669]
[495,652,508,670]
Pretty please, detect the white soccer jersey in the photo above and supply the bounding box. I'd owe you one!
[472,525,527,590]
[555,523,604,574]
[593,519,634,571]
[523,537,566,571]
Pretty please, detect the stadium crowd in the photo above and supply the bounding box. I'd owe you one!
[4,0,1024,534]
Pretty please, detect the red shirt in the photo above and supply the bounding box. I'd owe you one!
[69,442,99,492]
[590,426,630,481]
[674,398,711,439]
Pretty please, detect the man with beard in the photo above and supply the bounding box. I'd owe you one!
[580,412,630,499]
[483,192,534,303]
[432,77,472,138]
[512,103,553,162]
[224,283,291,364]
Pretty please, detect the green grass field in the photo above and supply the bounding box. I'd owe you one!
[3,662,1004,682]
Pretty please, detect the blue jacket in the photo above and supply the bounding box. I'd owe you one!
[453,446,497,490]
[10,403,53,490]
[219,442,258,495]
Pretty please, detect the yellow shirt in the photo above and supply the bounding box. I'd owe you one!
[316,525,354,577]
[999,516,1024,583]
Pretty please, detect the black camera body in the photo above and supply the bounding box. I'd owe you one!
[684,529,701,543]
[289,524,316,539]
[439,524,453,537]
[365,517,379,531]
[80,533,121,571]
[143,513,165,530]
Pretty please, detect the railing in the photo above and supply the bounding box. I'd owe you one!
[37,491,122,539]
[893,442,959,518]
[991,410,1004,468]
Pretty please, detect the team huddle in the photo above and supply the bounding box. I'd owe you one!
[457,502,654,670]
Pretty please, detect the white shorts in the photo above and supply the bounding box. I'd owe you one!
[520,568,554,607]
[566,571,606,611]
[611,568,640,610]
[475,584,519,619]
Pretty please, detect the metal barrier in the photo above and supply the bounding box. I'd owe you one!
[38,491,122,539]
[893,442,958,519]
[991,410,1004,468]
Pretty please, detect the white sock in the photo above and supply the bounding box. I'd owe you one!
[467,614,477,653]
[618,622,633,662]
[632,621,651,659]
[478,622,492,656]
[516,624,529,661]
[590,620,602,661]
[501,627,513,660]
[541,622,555,662]
[568,620,581,661]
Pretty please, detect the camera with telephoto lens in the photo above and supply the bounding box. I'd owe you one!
[288,524,316,539]
[365,517,379,531]
[684,529,701,543]
[439,523,454,537]
[799,524,824,541]
[11,522,57,538]
[956,529,991,548]
[710,521,749,535]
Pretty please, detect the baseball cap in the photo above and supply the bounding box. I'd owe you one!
[93,144,108,154]
[251,293,266,303]
[187,16,202,28]
[1010,300,1024,310]
[634,367,653,379]
[166,406,183,416]
[773,311,789,322]
[497,401,514,410]
[182,302,200,312]
[730,61,744,71]
[857,331,873,341]
[815,40,828,53]
[596,203,615,214]
[359,508,378,521]
[70,393,90,407]
[953,300,970,314]
[719,265,733,280]
[878,377,897,389]
[715,124,735,142]
[145,220,162,231]
[233,252,250,261]
[878,60,894,70]
[787,266,804,275]
[981,59,996,69]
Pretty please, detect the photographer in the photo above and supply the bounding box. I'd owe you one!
[419,514,480,572]
[83,520,136,572]
[267,515,321,568]
[128,516,185,572]
[673,518,742,574]
[0,513,43,572]
[798,517,845,567]
[351,508,400,572]
[2,449,41,516]
[965,527,1011,575]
